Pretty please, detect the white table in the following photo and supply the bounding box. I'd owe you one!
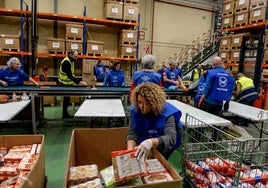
[75,99,126,127]
[228,100,268,138]
[0,100,31,122]
[167,99,232,128]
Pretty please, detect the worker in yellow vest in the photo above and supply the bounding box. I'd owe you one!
[235,73,259,126]
[191,64,203,82]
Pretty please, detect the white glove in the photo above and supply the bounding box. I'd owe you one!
[135,139,153,161]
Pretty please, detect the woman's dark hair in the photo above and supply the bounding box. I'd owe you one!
[112,61,121,70]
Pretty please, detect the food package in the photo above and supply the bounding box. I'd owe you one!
[68,178,102,188]
[142,171,173,184]
[67,164,99,186]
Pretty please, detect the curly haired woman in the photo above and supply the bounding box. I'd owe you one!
[126,82,182,160]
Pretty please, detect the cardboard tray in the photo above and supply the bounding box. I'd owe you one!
[64,127,182,188]
[0,135,45,188]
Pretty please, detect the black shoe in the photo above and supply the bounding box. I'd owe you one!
[62,114,74,119]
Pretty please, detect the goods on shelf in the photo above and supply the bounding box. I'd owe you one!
[66,40,83,54]
[123,2,139,21]
[82,59,97,74]
[119,29,137,45]
[222,14,234,29]
[118,44,136,57]
[249,6,267,24]
[230,49,240,62]
[46,37,65,54]
[234,11,249,27]
[234,0,250,13]
[219,35,231,50]
[66,24,83,41]
[250,0,267,8]
[104,1,124,20]
[219,50,231,62]
[0,34,20,52]
[86,40,104,56]
[222,0,235,17]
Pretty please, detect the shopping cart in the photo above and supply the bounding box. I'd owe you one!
[183,114,268,188]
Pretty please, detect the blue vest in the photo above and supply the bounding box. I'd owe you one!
[207,69,234,101]
[104,70,125,87]
[164,68,180,88]
[130,102,182,158]
[133,71,161,86]
[94,64,106,80]
[195,76,206,102]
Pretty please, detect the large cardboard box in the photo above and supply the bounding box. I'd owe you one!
[46,37,65,53]
[104,2,123,20]
[64,128,182,188]
[66,24,83,40]
[234,0,249,12]
[0,34,20,51]
[82,59,97,74]
[66,40,83,54]
[86,40,104,55]
[249,7,266,24]
[119,29,137,44]
[123,4,139,21]
[118,44,136,57]
[222,0,235,16]
[234,11,248,27]
[0,135,45,188]
[221,14,234,29]
[219,36,231,50]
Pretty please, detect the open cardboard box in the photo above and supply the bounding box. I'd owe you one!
[64,127,182,188]
[0,135,45,188]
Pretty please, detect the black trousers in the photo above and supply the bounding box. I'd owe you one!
[59,82,71,116]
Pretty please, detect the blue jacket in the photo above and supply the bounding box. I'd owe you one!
[93,64,106,80]
[163,68,180,88]
[0,67,30,86]
[132,71,161,86]
[103,70,125,87]
[195,75,206,102]
[130,102,182,158]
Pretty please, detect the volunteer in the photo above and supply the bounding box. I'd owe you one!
[234,73,258,126]
[0,57,40,87]
[103,61,126,87]
[126,82,182,160]
[191,64,204,82]
[58,49,87,119]
[198,56,235,117]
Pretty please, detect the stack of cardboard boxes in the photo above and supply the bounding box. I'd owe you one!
[118,29,137,58]
[65,24,84,54]
[0,34,20,52]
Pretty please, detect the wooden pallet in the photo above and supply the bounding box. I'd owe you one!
[66,36,83,41]
[250,2,267,9]
[222,11,233,16]
[0,48,20,52]
[234,22,248,27]
[234,7,249,13]
[231,46,242,50]
[222,25,233,30]
[250,19,266,24]
[123,19,138,23]
[87,53,102,56]
[118,55,135,58]
[48,50,65,54]
[119,41,136,45]
[124,0,139,5]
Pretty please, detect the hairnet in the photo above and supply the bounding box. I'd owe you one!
[142,54,156,69]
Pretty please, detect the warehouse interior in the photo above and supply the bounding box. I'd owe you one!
[1,0,268,188]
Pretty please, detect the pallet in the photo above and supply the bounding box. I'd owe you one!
[234,22,248,27]
[222,25,233,30]
[250,19,266,24]
[231,46,242,50]
[105,17,123,22]
[48,50,65,54]
[123,19,138,23]
[229,60,240,64]
[0,48,20,52]
[220,47,231,51]
[105,0,123,3]
[234,7,249,13]
[124,0,139,5]
[119,41,136,45]
[66,36,83,41]
[222,11,233,16]
[250,2,267,10]
[118,55,135,58]
[87,53,102,56]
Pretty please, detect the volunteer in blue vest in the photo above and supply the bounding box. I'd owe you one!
[93,60,110,83]
[163,60,186,91]
[131,54,162,88]
[198,56,235,117]
[0,57,40,87]
[126,82,182,160]
[103,61,125,87]
[234,73,258,126]
[58,49,87,119]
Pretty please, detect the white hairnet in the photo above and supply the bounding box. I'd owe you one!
[141,54,156,69]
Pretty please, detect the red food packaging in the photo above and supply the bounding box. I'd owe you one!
[186,161,204,174]
[193,172,209,185]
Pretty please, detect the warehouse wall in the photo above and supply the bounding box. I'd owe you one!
[1,0,219,75]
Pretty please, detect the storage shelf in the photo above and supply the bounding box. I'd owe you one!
[0,8,139,27]
[0,51,137,61]
[221,20,268,33]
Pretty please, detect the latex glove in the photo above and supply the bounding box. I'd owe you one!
[223,101,229,112]
[135,139,153,161]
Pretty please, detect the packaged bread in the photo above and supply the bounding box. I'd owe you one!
[142,171,173,184]
[68,178,102,188]
[67,164,98,186]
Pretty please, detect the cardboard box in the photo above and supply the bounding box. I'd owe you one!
[231,33,248,48]
[66,40,83,54]
[118,44,136,57]
[104,2,123,20]
[64,127,182,188]
[123,4,139,21]
[119,29,137,44]
[82,59,97,74]
[0,34,20,51]
[249,7,266,24]
[234,11,248,27]
[46,37,65,52]
[250,0,267,8]
[230,49,241,61]
[86,40,104,55]
[219,36,231,50]
[221,14,234,29]
[66,24,83,40]
[222,0,235,16]
[219,50,231,62]
[82,73,96,86]
[234,0,249,12]
[0,135,45,188]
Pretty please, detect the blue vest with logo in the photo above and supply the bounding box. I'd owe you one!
[133,71,161,86]
[94,64,106,80]
[207,69,234,101]
[195,76,206,102]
